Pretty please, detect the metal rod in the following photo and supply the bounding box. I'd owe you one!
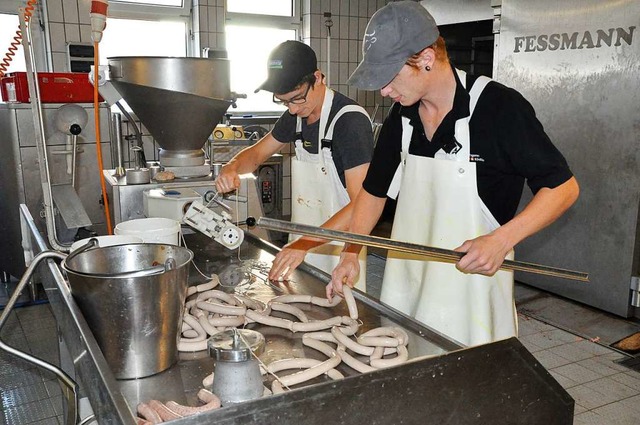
[20,8,70,252]
[0,250,79,425]
[256,217,589,282]
[71,134,78,188]
[112,112,126,177]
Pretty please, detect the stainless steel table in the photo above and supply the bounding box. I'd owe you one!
[19,204,574,425]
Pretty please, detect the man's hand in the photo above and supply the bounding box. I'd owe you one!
[269,243,307,281]
[326,251,360,299]
[214,164,241,194]
[454,232,512,276]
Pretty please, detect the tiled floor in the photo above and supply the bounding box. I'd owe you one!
[0,303,63,425]
[1,255,639,424]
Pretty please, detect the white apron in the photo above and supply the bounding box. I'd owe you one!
[290,88,369,291]
[380,71,517,346]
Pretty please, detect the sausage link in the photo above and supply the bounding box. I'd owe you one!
[136,403,163,424]
[148,400,182,421]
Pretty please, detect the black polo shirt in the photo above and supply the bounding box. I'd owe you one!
[363,68,573,225]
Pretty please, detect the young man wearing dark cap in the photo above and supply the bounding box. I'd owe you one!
[215,40,374,289]
[328,1,579,346]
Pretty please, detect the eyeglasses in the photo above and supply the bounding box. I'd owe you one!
[273,83,312,107]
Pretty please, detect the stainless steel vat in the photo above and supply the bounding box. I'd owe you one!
[63,243,193,379]
[108,56,232,167]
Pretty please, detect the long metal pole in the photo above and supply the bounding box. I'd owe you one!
[256,217,589,282]
[20,9,70,252]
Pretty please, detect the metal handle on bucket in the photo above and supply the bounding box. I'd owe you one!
[65,237,99,263]
[65,264,167,279]
[64,238,170,278]
[0,251,80,425]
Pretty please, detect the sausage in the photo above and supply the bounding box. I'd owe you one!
[165,394,221,416]
[182,329,199,339]
[270,294,341,307]
[357,335,400,348]
[337,347,376,373]
[245,309,293,330]
[196,277,219,293]
[291,316,342,332]
[197,300,246,316]
[269,302,309,322]
[197,388,221,406]
[136,402,163,424]
[196,290,239,305]
[340,316,360,336]
[193,309,218,336]
[148,400,182,421]
[370,345,409,369]
[331,326,374,356]
[361,327,409,345]
[207,314,246,328]
[202,372,214,388]
[357,327,407,348]
[302,331,337,344]
[276,337,341,387]
[341,286,358,320]
[234,294,269,313]
[177,339,208,352]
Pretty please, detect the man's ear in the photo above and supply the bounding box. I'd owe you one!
[417,47,436,70]
[313,70,322,86]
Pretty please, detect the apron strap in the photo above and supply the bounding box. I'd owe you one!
[388,71,493,197]
[295,87,334,157]
[322,104,370,150]
[469,75,492,116]
[386,116,412,200]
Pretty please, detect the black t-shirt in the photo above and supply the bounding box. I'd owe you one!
[363,69,573,225]
[271,89,374,187]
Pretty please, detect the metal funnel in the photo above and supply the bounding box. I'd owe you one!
[108,57,232,167]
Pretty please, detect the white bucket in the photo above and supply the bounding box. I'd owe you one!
[70,235,144,252]
[114,218,181,245]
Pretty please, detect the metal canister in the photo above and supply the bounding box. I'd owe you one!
[208,329,265,405]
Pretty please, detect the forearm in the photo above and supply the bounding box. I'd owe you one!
[493,177,579,250]
[287,202,356,250]
[343,190,387,254]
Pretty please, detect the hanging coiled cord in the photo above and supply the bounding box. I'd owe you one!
[0,0,37,78]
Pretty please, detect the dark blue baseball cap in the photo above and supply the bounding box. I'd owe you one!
[255,41,318,94]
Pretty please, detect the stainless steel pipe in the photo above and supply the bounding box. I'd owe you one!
[255,217,589,282]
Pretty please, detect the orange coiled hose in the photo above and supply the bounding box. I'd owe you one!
[0,0,37,78]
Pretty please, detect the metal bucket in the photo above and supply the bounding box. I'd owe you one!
[63,243,193,379]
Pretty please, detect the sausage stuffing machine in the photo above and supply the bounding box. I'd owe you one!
[15,205,574,425]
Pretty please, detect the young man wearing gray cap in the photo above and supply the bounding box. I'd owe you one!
[328,1,579,346]
[215,40,374,288]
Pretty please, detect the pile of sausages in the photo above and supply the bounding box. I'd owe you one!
[135,275,410,423]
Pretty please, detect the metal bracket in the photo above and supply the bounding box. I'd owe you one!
[631,276,640,307]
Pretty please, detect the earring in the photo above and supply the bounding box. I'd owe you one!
[425,65,431,71]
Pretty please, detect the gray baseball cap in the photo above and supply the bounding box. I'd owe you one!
[348,1,439,91]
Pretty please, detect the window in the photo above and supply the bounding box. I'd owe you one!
[113,0,184,6]
[99,18,187,61]
[106,0,192,55]
[225,0,300,114]
[226,25,294,113]
[227,0,292,17]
